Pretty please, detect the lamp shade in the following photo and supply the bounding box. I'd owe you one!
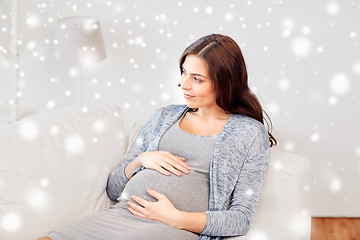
[55,16,106,64]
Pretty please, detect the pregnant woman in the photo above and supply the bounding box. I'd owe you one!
[39,33,276,240]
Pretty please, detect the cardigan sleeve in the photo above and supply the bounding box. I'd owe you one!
[106,107,163,201]
[201,128,270,237]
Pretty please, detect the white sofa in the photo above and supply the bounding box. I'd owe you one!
[0,102,311,240]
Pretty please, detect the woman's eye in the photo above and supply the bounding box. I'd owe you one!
[194,78,202,83]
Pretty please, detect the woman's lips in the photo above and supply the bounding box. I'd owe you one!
[184,93,194,99]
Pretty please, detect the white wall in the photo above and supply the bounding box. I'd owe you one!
[0,0,360,217]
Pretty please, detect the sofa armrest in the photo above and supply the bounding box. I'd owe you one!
[230,149,312,240]
[0,102,128,240]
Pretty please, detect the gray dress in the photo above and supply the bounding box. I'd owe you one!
[46,114,219,240]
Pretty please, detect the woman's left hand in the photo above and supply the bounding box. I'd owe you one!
[127,187,181,228]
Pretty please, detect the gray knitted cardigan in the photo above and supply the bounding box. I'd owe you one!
[106,104,270,239]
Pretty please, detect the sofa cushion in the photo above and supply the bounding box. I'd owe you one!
[0,102,128,240]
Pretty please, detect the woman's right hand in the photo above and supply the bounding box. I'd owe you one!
[136,151,191,176]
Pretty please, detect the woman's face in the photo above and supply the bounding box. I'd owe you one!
[180,55,217,109]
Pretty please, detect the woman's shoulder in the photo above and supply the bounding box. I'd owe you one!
[225,114,270,153]
[230,113,266,129]
[227,113,269,139]
[148,104,187,122]
[152,104,187,117]
[160,104,188,112]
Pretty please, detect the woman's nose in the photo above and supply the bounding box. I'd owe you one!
[180,76,191,90]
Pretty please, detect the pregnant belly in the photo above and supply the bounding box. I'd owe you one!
[118,169,209,212]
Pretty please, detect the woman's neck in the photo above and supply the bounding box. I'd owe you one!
[195,106,230,121]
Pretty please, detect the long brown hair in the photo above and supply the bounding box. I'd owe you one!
[179,34,277,147]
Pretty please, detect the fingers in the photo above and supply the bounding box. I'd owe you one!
[166,152,190,168]
[164,152,191,174]
[154,165,172,176]
[140,151,191,176]
[127,201,147,218]
[128,206,146,218]
[160,161,182,176]
[127,195,149,218]
[130,195,149,207]
[127,190,176,224]
[127,192,162,220]
[146,187,163,200]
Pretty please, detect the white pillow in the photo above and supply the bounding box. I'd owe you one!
[0,102,128,240]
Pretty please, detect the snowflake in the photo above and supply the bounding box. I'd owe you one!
[301,26,311,35]
[284,141,295,151]
[282,18,295,38]
[267,102,279,115]
[65,90,72,96]
[26,14,40,28]
[310,132,320,142]
[291,37,312,58]
[355,147,360,157]
[25,187,51,213]
[278,78,290,91]
[93,119,106,132]
[326,2,340,15]
[65,134,85,154]
[205,6,213,14]
[69,68,79,77]
[18,120,39,140]
[247,229,268,240]
[50,126,59,135]
[330,177,342,192]
[40,178,49,187]
[353,62,360,75]
[161,92,170,101]
[0,213,21,232]
[46,100,56,109]
[330,73,350,95]
[245,189,253,196]
[273,161,283,170]
[328,96,338,105]
[224,13,234,22]
[135,136,144,146]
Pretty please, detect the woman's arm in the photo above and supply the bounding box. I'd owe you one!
[201,130,270,237]
[106,108,163,201]
[124,157,143,180]
[106,106,190,201]
[201,150,270,236]
[174,211,207,233]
